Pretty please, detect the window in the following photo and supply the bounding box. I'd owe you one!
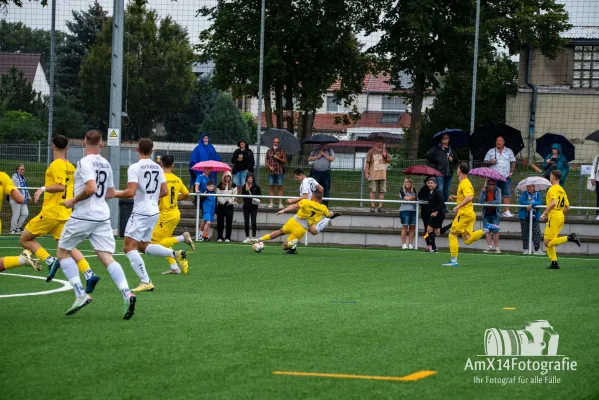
[382,96,406,111]
[573,45,599,89]
[380,113,402,124]
[326,96,346,113]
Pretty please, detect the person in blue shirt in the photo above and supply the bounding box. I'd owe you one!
[480,179,502,253]
[194,166,213,213]
[200,181,217,241]
[518,184,544,255]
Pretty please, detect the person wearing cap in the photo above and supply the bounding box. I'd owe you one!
[231,139,255,194]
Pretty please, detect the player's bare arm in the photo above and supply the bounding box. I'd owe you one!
[159,182,168,199]
[114,182,138,199]
[64,179,96,208]
[277,203,299,215]
[288,193,308,204]
[541,199,556,221]
[453,195,473,212]
[34,183,65,203]
[9,188,24,204]
[105,187,116,200]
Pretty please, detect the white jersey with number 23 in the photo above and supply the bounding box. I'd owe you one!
[128,158,166,216]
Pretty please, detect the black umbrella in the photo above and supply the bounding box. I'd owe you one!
[585,129,599,143]
[429,129,469,149]
[469,123,524,160]
[261,128,301,155]
[536,133,575,162]
[367,131,403,144]
[303,134,339,144]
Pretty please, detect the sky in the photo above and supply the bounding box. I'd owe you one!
[3,0,597,49]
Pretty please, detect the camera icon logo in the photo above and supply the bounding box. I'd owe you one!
[484,320,560,356]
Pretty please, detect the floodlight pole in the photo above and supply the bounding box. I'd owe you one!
[47,0,56,166]
[254,0,266,181]
[107,0,125,232]
[468,0,481,168]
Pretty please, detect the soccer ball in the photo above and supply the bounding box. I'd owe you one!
[252,242,264,253]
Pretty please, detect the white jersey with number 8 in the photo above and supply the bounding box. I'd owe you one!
[71,154,114,221]
[128,158,165,216]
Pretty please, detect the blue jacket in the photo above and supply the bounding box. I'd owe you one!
[190,133,221,185]
[543,143,569,185]
[479,186,502,218]
[517,190,542,221]
[202,191,217,214]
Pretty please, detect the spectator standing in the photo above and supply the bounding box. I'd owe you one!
[591,153,599,220]
[308,144,335,206]
[425,133,458,202]
[518,184,544,254]
[364,137,391,212]
[199,181,217,241]
[190,134,220,187]
[265,138,287,209]
[216,171,236,243]
[480,179,502,253]
[242,173,261,242]
[484,136,516,217]
[421,176,446,253]
[399,178,417,249]
[10,164,29,234]
[231,139,255,194]
[542,143,569,186]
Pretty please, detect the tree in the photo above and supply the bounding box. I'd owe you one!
[0,67,45,115]
[79,0,196,140]
[200,92,249,144]
[242,112,257,144]
[0,21,66,69]
[198,0,379,148]
[0,110,45,143]
[419,53,518,158]
[56,2,108,100]
[372,0,571,157]
[0,0,46,13]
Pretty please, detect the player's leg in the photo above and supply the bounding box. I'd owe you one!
[442,215,463,266]
[283,227,306,254]
[256,228,283,243]
[20,216,62,281]
[71,248,100,293]
[543,218,560,268]
[0,251,40,272]
[463,212,484,245]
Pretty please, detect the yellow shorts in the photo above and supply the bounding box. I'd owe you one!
[544,216,564,241]
[25,215,66,240]
[151,215,180,243]
[450,210,476,236]
[281,217,307,243]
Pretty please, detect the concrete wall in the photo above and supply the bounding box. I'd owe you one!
[518,48,574,87]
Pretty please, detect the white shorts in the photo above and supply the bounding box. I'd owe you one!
[58,218,116,253]
[125,213,160,243]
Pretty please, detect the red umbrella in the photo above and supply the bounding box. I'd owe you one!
[403,165,442,177]
[191,161,231,172]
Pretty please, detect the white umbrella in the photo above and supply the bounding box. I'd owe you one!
[517,176,552,191]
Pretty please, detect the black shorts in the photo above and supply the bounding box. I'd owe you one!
[428,212,446,229]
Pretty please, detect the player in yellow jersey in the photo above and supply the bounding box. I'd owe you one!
[150,155,195,275]
[19,135,100,292]
[442,163,486,267]
[540,170,580,269]
[250,190,340,254]
[0,171,40,272]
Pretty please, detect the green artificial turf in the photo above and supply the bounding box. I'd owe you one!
[1,237,598,399]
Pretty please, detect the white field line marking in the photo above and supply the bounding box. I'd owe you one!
[0,272,72,298]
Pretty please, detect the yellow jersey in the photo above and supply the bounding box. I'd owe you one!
[546,184,569,219]
[295,199,329,226]
[159,172,189,219]
[0,171,18,208]
[456,177,475,214]
[41,159,75,220]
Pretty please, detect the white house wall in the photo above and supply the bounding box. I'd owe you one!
[33,63,50,98]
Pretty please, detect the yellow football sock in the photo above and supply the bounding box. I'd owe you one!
[166,256,176,265]
[260,234,271,241]
[3,256,23,269]
[449,234,459,258]
[464,230,485,245]
[548,236,568,248]
[160,237,179,248]
[546,246,557,262]
[77,258,91,274]
[35,247,51,262]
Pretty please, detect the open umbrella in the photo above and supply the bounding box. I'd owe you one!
[303,134,339,144]
[404,165,442,177]
[535,133,575,162]
[367,131,403,144]
[191,161,231,172]
[429,129,469,149]
[261,128,301,155]
[468,167,507,182]
[517,176,552,192]
[585,129,599,143]
[470,123,524,160]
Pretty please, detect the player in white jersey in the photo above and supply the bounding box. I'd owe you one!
[56,130,136,319]
[287,168,323,203]
[114,138,189,292]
